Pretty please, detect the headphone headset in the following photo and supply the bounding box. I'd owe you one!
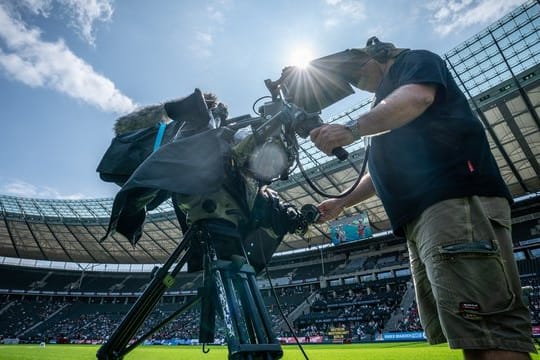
[364,36,392,63]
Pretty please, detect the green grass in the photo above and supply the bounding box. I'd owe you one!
[0,342,469,360]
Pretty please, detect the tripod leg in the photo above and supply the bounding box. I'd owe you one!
[236,272,267,344]
[205,241,241,351]
[209,258,283,359]
[247,272,281,346]
[124,295,201,352]
[96,229,194,360]
[199,261,217,343]
[222,270,252,343]
[195,222,283,359]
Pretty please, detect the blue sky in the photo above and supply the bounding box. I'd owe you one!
[0,0,526,199]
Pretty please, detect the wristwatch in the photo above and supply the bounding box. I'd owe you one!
[346,122,362,141]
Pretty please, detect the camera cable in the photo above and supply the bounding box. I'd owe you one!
[297,142,370,199]
[260,244,310,360]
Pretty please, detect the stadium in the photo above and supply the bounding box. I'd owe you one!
[1,1,540,360]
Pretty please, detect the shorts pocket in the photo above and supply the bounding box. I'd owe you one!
[476,196,511,230]
[433,240,515,318]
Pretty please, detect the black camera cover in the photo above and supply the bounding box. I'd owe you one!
[96,89,210,186]
[102,128,234,245]
[96,121,182,185]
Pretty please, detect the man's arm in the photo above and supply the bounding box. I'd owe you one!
[317,173,376,222]
[341,172,376,208]
[310,83,436,155]
[356,83,436,135]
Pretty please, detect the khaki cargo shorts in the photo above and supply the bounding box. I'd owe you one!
[404,196,536,353]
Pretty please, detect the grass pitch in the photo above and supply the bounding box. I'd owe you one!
[0,342,469,360]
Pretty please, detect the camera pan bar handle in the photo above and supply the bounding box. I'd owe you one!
[331,146,348,161]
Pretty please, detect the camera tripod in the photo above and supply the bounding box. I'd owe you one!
[96,219,283,360]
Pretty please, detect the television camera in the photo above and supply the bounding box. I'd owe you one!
[96,70,350,360]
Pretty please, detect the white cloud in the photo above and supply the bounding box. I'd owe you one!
[427,0,525,36]
[206,4,225,25]
[10,0,114,46]
[18,0,53,17]
[190,31,213,58]
[0,3,136,113]
[2,180,85,199]
[324,0,366,28]
[190,0,229,58]
[61,0,114,46]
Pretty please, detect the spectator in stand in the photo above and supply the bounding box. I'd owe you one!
[309,37,535,359]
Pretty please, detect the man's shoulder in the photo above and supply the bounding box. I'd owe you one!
[401,49,443,62]
[392,50,445,74]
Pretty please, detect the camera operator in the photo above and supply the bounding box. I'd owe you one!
[309,37,536,359]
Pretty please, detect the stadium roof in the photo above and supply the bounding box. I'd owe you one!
[1,1,539,265]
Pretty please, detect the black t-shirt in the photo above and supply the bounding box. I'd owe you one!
[368,50,511,236]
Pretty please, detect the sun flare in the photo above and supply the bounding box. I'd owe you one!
[289,46,315,69]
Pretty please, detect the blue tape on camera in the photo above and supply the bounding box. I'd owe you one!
[153,122,167,152]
